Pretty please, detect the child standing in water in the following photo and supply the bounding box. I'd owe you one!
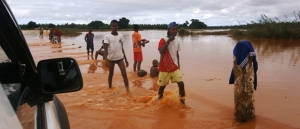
[132,24,149,72]
[157,22,185,104]
[103,20,129,91]
[150,59,159,78]
[95,40,105,60]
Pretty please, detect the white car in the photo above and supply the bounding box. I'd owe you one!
[0,1,83,129]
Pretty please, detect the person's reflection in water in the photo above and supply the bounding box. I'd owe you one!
[236,116,257,129]
[88,63,97,73]
[51,43,62,53]
[57,43,62,52]
[132,79,142,87]
[95,61,108,74]
[54,43,62,52]
[87,55,95,60]
[150,77,159,91]
[87,55,97,73]
[153,107,187,128]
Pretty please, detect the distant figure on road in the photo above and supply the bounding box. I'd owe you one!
[54,29,61,43]
[84,29,94,56]
[39,27,43,38]
[49,28,54,41]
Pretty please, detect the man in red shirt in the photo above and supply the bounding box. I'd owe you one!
[54,29,61,43]
[157,22,185,105]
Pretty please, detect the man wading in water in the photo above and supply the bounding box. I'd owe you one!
[157,22,186,105]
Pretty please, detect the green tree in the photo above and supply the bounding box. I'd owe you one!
[118,17,130,29]
[27,21,38,29]
[182,20,189,27]
[48,23,56,29]
[69,23,76,28]
[87,20,104,29]
[189,19,207,29]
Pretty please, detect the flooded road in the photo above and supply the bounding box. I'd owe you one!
[24,30,300,129]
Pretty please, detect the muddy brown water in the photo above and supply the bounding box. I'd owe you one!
[22,30,300,129]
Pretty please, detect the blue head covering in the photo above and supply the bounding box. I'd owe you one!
[229,40,258,90]
[168,22,178,30]
[167,22,178,37]
[233,40,256,68]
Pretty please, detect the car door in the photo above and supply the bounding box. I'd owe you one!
[0,43,35,129]
[0,83,24,129]
[1,1,83,129]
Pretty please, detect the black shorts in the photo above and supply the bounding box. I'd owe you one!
[86,43,94,51]
[109,58,124,64]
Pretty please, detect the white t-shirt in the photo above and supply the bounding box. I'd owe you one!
[163,37,181,66]
[104,33,125,61]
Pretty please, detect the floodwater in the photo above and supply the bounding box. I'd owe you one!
[23,30,300,129]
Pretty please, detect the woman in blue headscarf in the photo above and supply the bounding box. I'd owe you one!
[229,40,258,122]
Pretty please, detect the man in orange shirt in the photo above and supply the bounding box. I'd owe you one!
[132,25,149,72]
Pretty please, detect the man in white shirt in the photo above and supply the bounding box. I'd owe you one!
[103,20,129,92]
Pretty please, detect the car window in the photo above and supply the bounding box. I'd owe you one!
[0,45,18,96]
[0,46,9,62]
[0,45,23,128]
[0,83,23,129]
[0,44,34,129]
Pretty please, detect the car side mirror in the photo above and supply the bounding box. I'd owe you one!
[37,57,83,94]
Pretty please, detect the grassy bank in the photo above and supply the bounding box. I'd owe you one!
[232,12,300,39]
[59,28,83,37]
[177,12,300,39]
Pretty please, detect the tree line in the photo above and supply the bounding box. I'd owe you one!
[19,17,209,30]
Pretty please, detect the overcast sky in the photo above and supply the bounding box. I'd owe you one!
[5,0,300,26]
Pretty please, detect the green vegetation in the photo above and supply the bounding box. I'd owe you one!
[87,20,105,29]
[229,29,246,36]
[19,18,208,37]
[178,28,190,35]
[21,18,238,37]
[119,17,130,29]
[189,19,207,29]
[22,12,300,39]
[59,28,83,37]
[231,11,300,39]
